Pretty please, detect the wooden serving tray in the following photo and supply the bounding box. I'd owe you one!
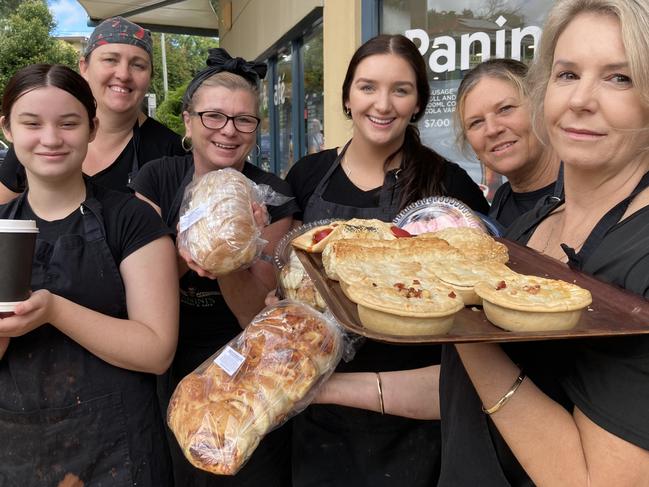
[295,239,649,344]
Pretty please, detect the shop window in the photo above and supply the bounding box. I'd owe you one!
[254,21,323,177]
[257,75,272,173]
[276,47,294,178]
[302,28,325,155]
[381,0,551,199]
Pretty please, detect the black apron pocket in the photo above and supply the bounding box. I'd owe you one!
[0,392,134,487]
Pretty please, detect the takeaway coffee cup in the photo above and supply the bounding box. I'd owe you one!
[0,219,38,313]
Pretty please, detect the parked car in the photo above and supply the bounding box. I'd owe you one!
[0,140,7,165]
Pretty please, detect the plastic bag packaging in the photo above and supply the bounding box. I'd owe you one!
[392,196,487,235]
[273,220,339,311]
[177,167,291,276]
[273,219,385,362]
[167,300,345,476]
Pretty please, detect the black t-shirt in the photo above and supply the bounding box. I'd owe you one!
[285,148,490,220]
[438,202,649,486]
[488,181,557,229]
[131,154,298,227]
[130,155,299,376]
[0,117,184,193]
[285,148,489,373]
[0,183,171,290]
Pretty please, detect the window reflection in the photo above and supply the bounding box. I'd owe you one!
[276,48,293,178]
[302,26,324,155]
[382,0,551,199]
[257,75,271,172]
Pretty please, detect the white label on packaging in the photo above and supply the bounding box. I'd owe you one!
[213,346,246,376]
[178,204,209,233]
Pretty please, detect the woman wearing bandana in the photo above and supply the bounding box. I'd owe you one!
[131,48,298,486]
[0,16,184,201]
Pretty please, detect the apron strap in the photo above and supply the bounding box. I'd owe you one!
[167,165,196,228]
[79,184,106,243]
[7,191,28,219]
[379,169,401,217]
[311,140,352,199]
[552,161,565,199]
[489,183,513,222]
[563,169,649,268]
[127,120,142,185]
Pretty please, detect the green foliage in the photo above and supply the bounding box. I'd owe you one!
[0,0,23,18]
[155,82,188,136]
[0,0,79,110]
[150,33,216,103]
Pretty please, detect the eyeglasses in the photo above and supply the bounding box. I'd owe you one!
[190,111,260,133]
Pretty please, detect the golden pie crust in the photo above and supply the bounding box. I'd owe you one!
[474,276,592,331]
[342,276,464,335]
[290,221,345,253]
[418,227,509,263]
[421,260,520,306]
[324,236,457,282]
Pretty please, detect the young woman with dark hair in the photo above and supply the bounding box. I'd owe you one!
[285,34,488,487]
[0,64,178,485]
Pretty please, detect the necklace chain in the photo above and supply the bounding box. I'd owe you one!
[540,209,590,258]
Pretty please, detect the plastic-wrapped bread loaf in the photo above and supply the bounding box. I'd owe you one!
[167,301,343,475]
[177,168,264,276]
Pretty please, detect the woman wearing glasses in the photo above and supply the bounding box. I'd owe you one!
[131,48,297,486]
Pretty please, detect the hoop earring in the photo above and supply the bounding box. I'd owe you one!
[181,136,192,152]
[246,144,261,163]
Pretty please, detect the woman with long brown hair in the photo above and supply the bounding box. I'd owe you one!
[285,34,488,487]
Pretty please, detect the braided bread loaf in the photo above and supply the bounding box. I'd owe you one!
[167,302,342,475]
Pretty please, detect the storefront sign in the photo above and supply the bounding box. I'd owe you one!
[405,16,541,73]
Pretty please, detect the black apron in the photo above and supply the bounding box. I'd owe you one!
[489,163,564,225]
[0,184,171,486]
[294,142,441,487]
[438,170,649,487]
[127,120,142,185]
[302,141,401,223]
[160,165,292,487]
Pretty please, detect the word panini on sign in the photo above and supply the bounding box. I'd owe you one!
[405,16,542,74]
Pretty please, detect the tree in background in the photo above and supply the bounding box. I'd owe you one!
[0,0,22,18]
[0,0,78,107]
[148,33,215,135]
[0,0,77,145]
[156,82,188,136]
[150,33,215,103]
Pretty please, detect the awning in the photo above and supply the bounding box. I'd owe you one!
[77,0,219,36]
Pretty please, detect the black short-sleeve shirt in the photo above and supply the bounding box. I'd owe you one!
[488,181,557,229]
[285,148,490,220]
[0,183,171,271]
[0,117,183,193]
[130,154,299,228]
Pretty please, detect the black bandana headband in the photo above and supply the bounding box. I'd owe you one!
[183,48,267,110]
[84,16,153,59]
